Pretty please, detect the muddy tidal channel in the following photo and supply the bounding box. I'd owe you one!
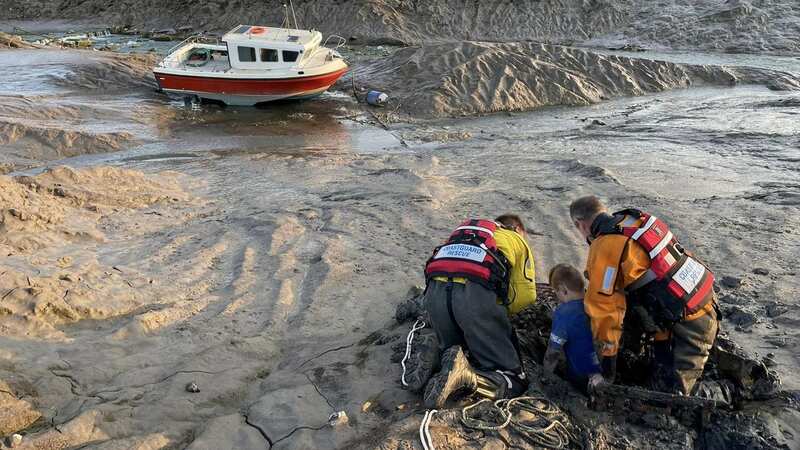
[0,47,799,448]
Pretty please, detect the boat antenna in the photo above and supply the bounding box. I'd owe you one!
[281,4,289,28]
[289,0,299,29]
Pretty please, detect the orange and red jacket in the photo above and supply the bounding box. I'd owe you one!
[584,210,715,357]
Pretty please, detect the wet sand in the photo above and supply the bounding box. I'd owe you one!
[0,32,799,450]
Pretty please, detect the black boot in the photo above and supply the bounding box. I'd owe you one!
[475,370,528,400]
[423,346,478,409]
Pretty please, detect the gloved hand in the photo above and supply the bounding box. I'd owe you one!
[601,356,617,382]
[587,373,605,390]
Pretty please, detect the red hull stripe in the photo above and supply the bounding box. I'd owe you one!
[154,68,348,95]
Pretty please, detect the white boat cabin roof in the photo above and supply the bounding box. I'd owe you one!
[222,25,321,52]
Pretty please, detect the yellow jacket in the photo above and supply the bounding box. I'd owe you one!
[433,227,537,315]
[584,224,650,357]
[495,228,537,314]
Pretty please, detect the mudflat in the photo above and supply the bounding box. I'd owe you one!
[0,1,798,448]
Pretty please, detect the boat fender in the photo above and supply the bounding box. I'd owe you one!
[366,90,389,106]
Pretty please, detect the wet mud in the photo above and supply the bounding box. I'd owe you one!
[350,41,799,119]
[2,77,797,447]
[3,1,800,54]
[0,6,799,448]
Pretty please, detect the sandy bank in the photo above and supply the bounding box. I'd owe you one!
[0,166,188,339]
[352,41,800,118]
[4,0,799,54]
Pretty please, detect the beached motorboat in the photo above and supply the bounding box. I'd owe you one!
[153,25,348,105]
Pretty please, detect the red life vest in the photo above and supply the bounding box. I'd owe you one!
[424,219,510,300]
[614,209,715,314]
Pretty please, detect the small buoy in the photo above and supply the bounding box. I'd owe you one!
[185,382,200,393]
[366,90,389,106]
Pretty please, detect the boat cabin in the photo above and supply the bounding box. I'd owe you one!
[222,25,323,69]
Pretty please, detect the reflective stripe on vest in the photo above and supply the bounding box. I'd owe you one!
[425,219,508,293]
[619,212,714,314]
[455,225,495,236]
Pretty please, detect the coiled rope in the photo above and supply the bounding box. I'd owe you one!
[461,396,575,449]
[400,319,426,387]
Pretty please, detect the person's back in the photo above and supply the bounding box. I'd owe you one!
[568,195,718,395]
[421,215,537,408]
[544,264,601,392]
[551,298,600,380]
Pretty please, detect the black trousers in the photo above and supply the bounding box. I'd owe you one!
[424,280,523,375]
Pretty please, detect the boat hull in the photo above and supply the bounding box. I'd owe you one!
[153,67,348,106]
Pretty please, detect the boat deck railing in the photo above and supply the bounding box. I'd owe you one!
[323,35,346,50]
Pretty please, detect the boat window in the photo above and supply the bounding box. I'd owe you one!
[260,48,279,62]
[234,25,251,34]
[282,50,299,62]
[238,46,256,62]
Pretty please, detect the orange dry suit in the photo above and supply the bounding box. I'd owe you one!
[583,210,716,376]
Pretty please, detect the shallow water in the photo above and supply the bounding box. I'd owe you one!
[1,44,799,449]
[588,47,800,74]
[13,49,797,206]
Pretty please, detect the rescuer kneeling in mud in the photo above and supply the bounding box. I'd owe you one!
[569,196,719,395]
[543,264,603,394]
[422,215,536,408]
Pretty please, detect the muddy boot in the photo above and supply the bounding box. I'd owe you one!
[475,370,528,400]
[423,346,478,409]
[403,330,439,392]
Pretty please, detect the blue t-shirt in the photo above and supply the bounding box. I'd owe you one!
[549,299,601,377]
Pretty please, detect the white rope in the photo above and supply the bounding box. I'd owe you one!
[401,319,426,387]
[419,409,438,450]
[461,396,574,449]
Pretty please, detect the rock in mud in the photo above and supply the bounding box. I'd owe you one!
[765,302,788,318]
[753,268,770,276]
[727,306,758,328]
[185,381,200,393]
[720,293,750,306]
[721,275,743,289]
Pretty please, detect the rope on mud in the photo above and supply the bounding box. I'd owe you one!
[401,318,426,387]
[461,396,575,449]
[419,409,438,450]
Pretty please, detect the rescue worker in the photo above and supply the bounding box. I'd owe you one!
[569,196,718,395]
[422,214,536,408]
